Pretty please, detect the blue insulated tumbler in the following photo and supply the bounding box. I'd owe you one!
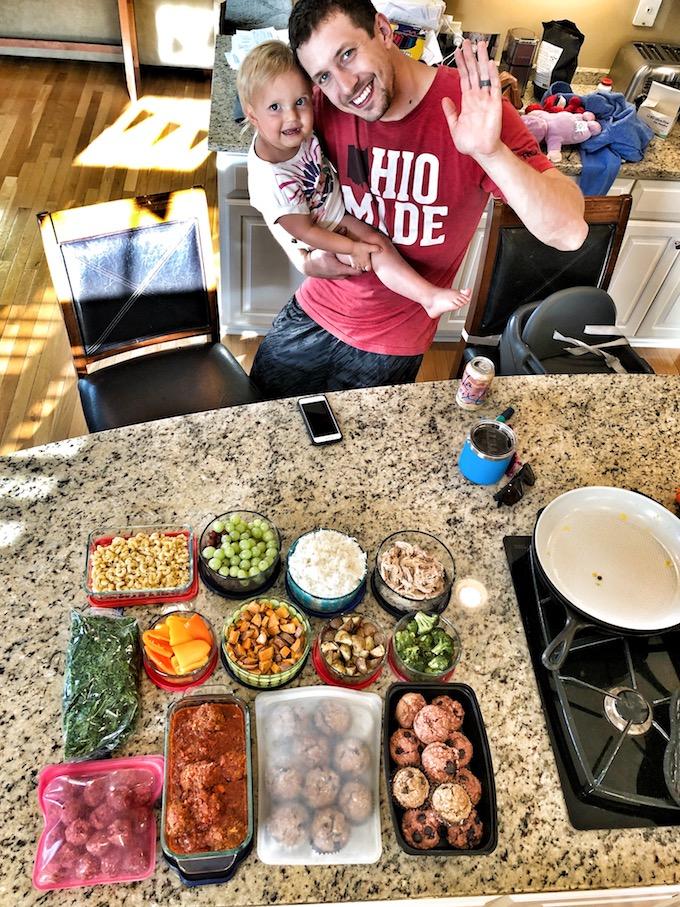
[458,420,516,485]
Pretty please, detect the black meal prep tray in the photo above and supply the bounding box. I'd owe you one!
[383,682,498,856]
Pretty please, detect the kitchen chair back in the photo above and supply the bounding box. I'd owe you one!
[38,188,261,432]
[451,194,632,377]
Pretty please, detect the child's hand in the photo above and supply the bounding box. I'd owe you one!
[348,241,382,272]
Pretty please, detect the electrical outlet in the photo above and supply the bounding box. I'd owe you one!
[633,0,663,27]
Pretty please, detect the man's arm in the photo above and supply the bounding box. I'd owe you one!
[442,40,588,252]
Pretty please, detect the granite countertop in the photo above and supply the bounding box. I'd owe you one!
[2,375,680,906]
[208,34,680,180]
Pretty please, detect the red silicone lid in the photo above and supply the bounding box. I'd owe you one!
[33,755,164,892]
[311,637,384,689]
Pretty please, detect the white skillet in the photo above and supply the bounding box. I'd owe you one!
[532,487,680,670]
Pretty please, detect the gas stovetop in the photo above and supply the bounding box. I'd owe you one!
[504,535,680,831]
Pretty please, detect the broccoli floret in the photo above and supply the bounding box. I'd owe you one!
[431,630,454,657]
[394,629,417,652]
[407,620,419,636]
[427,654,452,673]
[401,647,426,670]
[414,611,438,635]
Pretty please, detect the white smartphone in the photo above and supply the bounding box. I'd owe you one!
[298,394,342,445]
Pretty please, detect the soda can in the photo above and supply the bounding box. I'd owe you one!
[455,356,495,410]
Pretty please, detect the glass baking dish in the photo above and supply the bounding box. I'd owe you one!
[83,525,195,603]
[160,686,254,876]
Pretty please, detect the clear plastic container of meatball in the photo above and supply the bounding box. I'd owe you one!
[255,685,382,865]
[32,755,164,891]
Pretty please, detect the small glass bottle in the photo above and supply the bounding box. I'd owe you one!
[597,76,613,93]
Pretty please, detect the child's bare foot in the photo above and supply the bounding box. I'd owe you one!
[423,288,472,319]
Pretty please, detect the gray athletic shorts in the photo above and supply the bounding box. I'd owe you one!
[249,297,423,399]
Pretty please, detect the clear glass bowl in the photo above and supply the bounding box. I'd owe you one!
[161,687,253,874]
[221,597,311,689]
[199,511,281,596]
[142,609,217,688]
[286,530,367,615]
[373,530,454,615]
[84,525,195,601]
[388,612,462,682]
[315,612,389,687]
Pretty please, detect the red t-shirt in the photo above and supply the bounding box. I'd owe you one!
[296,66,554,356]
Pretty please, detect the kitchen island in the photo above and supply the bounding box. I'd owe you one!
[1,374,680,906]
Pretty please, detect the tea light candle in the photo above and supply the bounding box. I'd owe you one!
[453,577,489,610]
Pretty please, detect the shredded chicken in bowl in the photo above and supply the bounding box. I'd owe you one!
[378,541,446,600]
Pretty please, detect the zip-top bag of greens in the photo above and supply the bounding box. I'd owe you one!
[63,610,140,760]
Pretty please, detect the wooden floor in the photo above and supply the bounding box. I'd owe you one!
[0,58,678,456]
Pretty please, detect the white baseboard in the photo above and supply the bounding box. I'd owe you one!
[630,338,680,349]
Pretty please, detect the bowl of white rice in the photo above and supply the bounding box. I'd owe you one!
[285,528,368,614]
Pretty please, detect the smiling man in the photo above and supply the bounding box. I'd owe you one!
[248,0,588,398]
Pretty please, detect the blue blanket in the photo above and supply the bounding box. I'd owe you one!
[541,81,654,195]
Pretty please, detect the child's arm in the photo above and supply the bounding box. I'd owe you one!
[277,213,381,271]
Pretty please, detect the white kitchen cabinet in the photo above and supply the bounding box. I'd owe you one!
[609,179,680,346]
[606,222,680,335]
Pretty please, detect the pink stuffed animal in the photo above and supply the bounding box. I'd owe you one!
[520,109,602,162]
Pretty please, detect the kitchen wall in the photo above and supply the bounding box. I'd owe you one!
[447,0,680,70]
[2,0,680,69]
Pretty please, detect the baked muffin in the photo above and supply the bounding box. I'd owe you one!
[395,692,426,729]
[455,768,482,806]
[389,729,421,767]
[446,809,484,849]
[446,731,473,768]
[267,803,309,848]
[334,737,371,776]
[293,733,331,769]
[391,767,429,809]
[421,743,458,783]
[431,695,465,731]
[338,780,373,823]
[413,705,453,745]
[431,783,472,824]
[401,808,442,850]
[311,808,350,853]
[268,766,304,802]
[303,768,341,809]
[314,701,352,736]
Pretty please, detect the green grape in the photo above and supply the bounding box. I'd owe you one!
[208,557,221,571]
[251,526,263,540]
[254,541,266,555]
[257,559,269,571]
[212,520,225,533]
[238,539,251,551]
[237,568,248,579]
[202,546,216,559]
[223,544,236,558]
[229,566,239,577]
[230,555,240,567]
[266,545,278,558]
[248,565,260,577]
[218,566,230,577]
[239,550,252,563]
[263,530,275,542]
[213,548,225,562]
[229,530,240,541]
[262,556,274,569]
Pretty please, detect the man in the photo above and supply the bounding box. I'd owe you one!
[249,0,587,397]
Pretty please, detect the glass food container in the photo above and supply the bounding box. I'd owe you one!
[142,609,218,691]
[313,613,388,689]
[161,687,253,878]
[372,529,455,617]
[84,525,196,605]
[388,612,462,682]
[198,511,281,598]
[221,597,311,689]
[285,530,367,615]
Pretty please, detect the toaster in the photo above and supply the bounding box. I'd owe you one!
[609,42,680,105]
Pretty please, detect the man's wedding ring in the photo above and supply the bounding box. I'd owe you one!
[480,78,492,88]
